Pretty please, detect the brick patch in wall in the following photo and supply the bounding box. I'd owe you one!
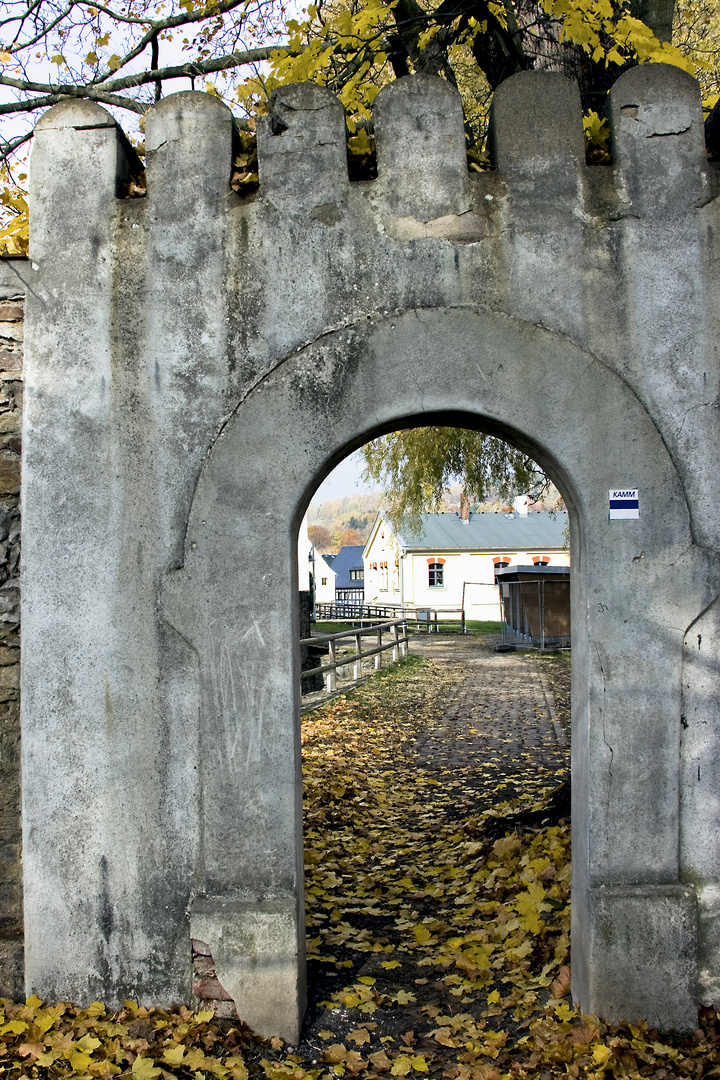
[192,939,238,1020]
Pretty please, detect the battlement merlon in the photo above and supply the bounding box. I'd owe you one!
[145,91,238,218]
[28,65,715,249]
[609,64,710,217]
[29,99,142,261]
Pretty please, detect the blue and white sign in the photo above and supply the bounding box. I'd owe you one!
[609,489,639,519]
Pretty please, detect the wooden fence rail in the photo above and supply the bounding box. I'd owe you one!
[299,618,410,693]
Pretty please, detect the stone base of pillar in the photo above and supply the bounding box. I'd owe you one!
[582,883,697,1030]
[191,896,306,1043]
[696,884,720,1006]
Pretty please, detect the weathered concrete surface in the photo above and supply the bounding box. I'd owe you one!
[17,65,720,1037]
[681,598,720,1003]
[586,884,698,1030]
[192,897,305,1043]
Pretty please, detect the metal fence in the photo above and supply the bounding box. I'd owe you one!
[314,602,465,632]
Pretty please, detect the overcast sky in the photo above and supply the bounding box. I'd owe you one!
[311,450,382,504]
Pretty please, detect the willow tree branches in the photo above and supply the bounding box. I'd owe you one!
[361,428,548,535]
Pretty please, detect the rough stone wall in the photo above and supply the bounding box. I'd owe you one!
[0,262,24,999]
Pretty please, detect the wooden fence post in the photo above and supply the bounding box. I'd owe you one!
[354,633,362,680]
[327,639,337,692]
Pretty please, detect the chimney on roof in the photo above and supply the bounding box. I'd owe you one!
[513,495,529,516]
[460,490,470,522]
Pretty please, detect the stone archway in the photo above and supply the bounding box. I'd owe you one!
[21,60,720,1044]
[163,304,710,1041]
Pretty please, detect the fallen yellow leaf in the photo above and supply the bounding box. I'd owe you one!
[346,1028,371,1045]
[162,1044,185,1065]
[592,1044,613,1066]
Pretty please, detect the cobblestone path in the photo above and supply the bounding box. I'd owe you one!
[407,646,568,807]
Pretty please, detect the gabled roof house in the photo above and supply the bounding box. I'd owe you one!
[363,506,569,621]
[328,545,366,605]
[312,550,337,605]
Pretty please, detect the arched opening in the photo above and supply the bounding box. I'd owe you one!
[162,304,699,1040]
[296,429,573,1055]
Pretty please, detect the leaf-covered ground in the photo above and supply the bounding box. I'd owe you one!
[2,650,720,1079]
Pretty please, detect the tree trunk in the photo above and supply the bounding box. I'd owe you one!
[631,0,675,42]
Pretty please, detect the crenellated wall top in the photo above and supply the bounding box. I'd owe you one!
[28,64,717,236]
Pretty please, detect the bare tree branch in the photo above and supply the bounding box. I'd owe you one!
[0,130,34,158]
[0,88,147,115]
[150,30,160,102]
[6,3,77,53]
[0,44,281,99]
[73,1,157,27]
[88,0,253,86]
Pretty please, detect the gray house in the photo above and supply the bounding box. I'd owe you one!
[329,545,366,606]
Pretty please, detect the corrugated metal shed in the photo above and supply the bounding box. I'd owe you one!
[396,511,568,551]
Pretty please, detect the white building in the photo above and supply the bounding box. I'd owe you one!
[297,512,315,592]
[363,506,570,621]
[313,551,337,605]
[297,514,337,603]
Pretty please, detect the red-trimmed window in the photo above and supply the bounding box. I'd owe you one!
[532,555,550,566]
[428,561,444,587]
[492,556,510,568]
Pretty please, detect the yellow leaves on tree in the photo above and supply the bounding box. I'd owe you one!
[0,167,28,257]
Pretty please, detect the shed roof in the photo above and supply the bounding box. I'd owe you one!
[396,511,568,552]
[496,564,571,580]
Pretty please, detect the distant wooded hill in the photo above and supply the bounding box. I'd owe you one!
[307,485,564,554]
[307,494,382,552]
[308,487,483,553]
